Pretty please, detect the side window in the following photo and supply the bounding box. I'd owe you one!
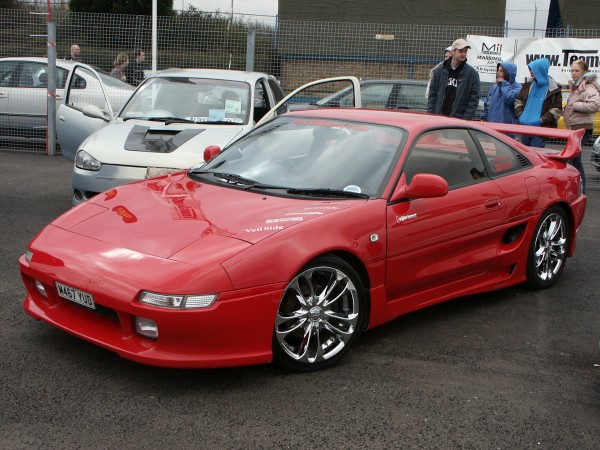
[66,66,109,112]
[472,131,530,176]
[359,84,394,109]
[0,60,19,87]
[20,62,47,88]
[56,67,68,89]
[403,129,488,188]
[268,79,284,104]
[254,80,269,122]
[398,84,427,110]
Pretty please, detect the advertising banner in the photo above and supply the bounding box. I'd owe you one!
[467,35,600,86]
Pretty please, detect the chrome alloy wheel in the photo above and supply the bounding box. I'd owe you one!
[533,211,567,282]
[275,264,361,366]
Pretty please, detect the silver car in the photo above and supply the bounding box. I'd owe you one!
[57,68,285,206]
[0,57,133,143]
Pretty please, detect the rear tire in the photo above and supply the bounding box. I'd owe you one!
[525,206,569,289]
[272,255,367,372]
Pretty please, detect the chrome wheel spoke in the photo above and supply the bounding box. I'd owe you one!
[275,264,361,365]
[534,213,566,280]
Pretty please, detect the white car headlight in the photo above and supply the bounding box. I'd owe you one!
[139,291,217,309]
[75,150,102,171]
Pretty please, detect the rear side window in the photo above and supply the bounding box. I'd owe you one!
[472,131,531,176]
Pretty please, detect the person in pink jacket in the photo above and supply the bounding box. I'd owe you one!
[564,59,600,192]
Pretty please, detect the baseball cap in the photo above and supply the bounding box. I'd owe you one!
[444,46,452,53]
[451,38,470,50]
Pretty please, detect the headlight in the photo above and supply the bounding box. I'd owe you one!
[75,150,102,171]
[139,291,217,309]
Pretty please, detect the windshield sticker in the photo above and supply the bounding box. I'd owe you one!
[224,99,242,115]
[209,109,226,121]
[343,185,362,193]
[396,213,417,223]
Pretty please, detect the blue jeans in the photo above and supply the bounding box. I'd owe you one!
[568,129,592,193]
[521,134,545,148]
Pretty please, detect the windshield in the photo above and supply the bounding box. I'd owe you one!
[119,76,250,124]
[189,116,406,198]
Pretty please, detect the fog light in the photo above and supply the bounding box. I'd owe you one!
[34,280,47,299]
[135,317,158,339]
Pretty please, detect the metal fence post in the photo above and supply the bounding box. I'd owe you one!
[246,28,256,71]
[47,21,56,156]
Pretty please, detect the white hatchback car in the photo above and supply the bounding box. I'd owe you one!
[0,57,133,143]
[57,68,286,205]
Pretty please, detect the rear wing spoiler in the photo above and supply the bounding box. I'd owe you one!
[480,122,585,162]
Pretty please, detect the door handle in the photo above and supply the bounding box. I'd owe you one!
[485,198,502,209]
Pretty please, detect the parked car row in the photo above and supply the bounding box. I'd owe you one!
[0,57,133,142]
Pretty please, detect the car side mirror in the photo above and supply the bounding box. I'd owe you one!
[82,104,111,122]
[391,173,448,202]
[203,145,221,162]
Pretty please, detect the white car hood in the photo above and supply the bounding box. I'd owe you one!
[82,120,249,168]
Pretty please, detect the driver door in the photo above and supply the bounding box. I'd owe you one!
[256,76,362,127]
[57,65,114,161]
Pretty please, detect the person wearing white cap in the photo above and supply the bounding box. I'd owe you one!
[427,38,480,120]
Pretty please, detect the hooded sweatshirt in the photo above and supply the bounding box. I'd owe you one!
[515,58,563,127]
[481,62,521,124]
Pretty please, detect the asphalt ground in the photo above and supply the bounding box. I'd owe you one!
[1,149,599,449]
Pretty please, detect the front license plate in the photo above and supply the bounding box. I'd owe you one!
[56,282,96,310]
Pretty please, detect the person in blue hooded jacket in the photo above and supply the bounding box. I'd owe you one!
[481,61,521,124]
[514,58,562,147]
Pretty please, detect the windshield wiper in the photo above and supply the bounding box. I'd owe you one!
[286,188,369,199]
[189,170,287,190]
[121,116,195,124]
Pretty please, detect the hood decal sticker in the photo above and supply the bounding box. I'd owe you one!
[124,125,205,153]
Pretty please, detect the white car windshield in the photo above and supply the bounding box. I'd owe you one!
[120,76,250,124]
[189,116,406,198]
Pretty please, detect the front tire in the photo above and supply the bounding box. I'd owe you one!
[526,206,569,289]
[273,255,367,372]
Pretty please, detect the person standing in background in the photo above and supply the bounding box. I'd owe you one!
[427,38,480,120]
[514,57,562,147]
[124,49,146,86]
[110,52,129,82]
[425,45,452,98]
[64,44,81,62]
[481,61,521,124]
[563,58,600,192]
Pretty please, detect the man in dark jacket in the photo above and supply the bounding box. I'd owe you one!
[124,49,146,86]
[427,38,480,120]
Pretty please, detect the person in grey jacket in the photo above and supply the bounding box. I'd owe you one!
[427,38,480,120]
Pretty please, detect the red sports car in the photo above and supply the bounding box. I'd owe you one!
[20,109,587,372]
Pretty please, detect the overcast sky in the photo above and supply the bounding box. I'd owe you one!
[184,0,278,16]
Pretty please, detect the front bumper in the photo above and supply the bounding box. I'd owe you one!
[72,164,148,206]
[19,229,284,369]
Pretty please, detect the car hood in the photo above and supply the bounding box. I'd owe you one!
[52,172,363,260]
[82,120,249,169]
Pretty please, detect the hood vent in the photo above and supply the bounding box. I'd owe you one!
[124,125,204,153]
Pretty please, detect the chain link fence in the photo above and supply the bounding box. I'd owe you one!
[1,4,599,187]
